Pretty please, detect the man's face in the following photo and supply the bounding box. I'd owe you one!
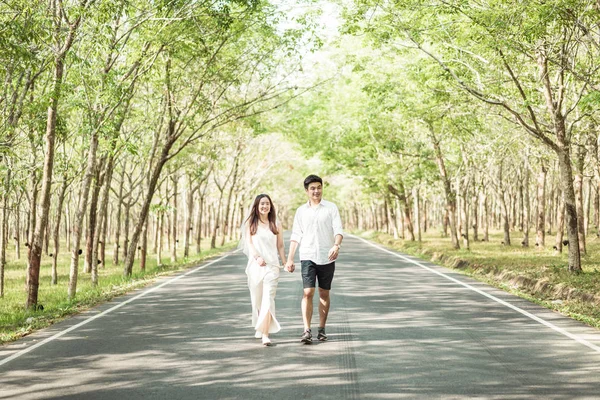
[306,182,322,202]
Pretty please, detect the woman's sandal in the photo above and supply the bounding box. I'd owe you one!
[262,335,272,346]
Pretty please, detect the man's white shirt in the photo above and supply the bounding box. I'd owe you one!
[290,199,344,265]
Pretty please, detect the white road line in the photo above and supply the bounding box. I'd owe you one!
[0,253,234,367]
[352,235,600,354]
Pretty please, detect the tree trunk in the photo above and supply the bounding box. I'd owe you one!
[113,166,125,265]
[140,213,148,271]
[423,199,428,233]
[522,160,531,247]
[428,125,459,249]
[52,178,68,285]
[0,169,9,298]
[25,170,39,288]
[124,146,173,276]
[413,187,421,242]
[157,211,164,265]
[557,146,581,272]
[538,50,581,272]
[171,174,178,263]
[184,176,194,258]
[211,194,224,249]
[388,182,414,241]
[196,195,204,254]
[92,156,114,285]
[461,180,470,250]
[86,158,104,274]
[27,52,67,308]
[555,190,565,254]
[483,191,489,242]
[574,145,586,255]
[536,164,547,247]
[472,190,478,241]
[68,129,99,299]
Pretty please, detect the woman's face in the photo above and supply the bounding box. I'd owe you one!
[258,197,271,217]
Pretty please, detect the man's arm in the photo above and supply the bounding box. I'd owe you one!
[286,240,299,272]
[328,204,344,261]
[286,208,303,272]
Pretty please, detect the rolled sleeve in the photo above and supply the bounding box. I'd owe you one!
[290,208,303,243]
[331,204,344,238]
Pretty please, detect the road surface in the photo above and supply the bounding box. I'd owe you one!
[2,234,600,399]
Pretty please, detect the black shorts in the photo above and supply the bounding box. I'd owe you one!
[301,260,335,290]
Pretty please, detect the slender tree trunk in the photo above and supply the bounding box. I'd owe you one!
[123,197,132,261]
[557,146,581,272]
[555,190,565,254]
[52,178,68,285]
[472,190,478,241]
[483,190,489,242]
[0,169,9,298]
[413,187,421,242]
[388,182,414,241]
[171,174,178,263]
[113,166,125,265]
[574,145,586,255]
[461,180,470,250]
[196,195,204,254]
[98,154,117,269]
[68,130,99,299]
[538,50,581,272]
[27,52,67,307]
[428,125,459,249]
[140,213,148,271]
[92,156,113,285]
[184,176,194,258]
[157,211,163,265]
[423,199,428,233]
[522,160,531,247]
[584,178,591,237]
[14,197,21,260]
[595,185,600,239]
[496,162,511,246]
[387,194,399,239]
[211,194,224,249]
[25,171,39,288]
[124,146,174,275]
[536,164,547,247]
[86,159,103,274]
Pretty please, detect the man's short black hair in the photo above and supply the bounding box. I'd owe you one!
[304,174,323,190]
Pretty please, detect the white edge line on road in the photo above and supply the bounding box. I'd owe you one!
[352,235,600,354]
[0,252,235,367]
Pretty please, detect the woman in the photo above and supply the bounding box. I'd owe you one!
[242,194,286,346]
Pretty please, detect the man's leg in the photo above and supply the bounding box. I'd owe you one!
[315,262,335,341]
[302,287,315,331]
[318,288,330,328]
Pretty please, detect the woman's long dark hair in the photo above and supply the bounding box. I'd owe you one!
[246,194,279,236]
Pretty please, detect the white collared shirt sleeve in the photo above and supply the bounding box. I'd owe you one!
[331,203,344,238]
[290,207,303,243]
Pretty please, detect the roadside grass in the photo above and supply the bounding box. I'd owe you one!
[357,230,600,329]
[0,239,237,344]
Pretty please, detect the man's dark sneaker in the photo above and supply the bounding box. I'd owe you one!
[301,329,312,344]
[317,328,328,341]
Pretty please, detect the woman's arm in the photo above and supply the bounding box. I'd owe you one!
[276,222,286,265]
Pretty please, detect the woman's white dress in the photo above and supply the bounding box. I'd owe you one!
[246,225,281,334]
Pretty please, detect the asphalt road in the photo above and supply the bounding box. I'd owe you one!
[2,234,600,399]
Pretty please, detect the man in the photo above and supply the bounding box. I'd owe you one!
[286,175,343,344]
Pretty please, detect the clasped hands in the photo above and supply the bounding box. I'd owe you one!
[284,260,295,273]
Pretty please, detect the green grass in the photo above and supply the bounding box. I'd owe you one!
[358,229,600,329]
[0,238,237,344]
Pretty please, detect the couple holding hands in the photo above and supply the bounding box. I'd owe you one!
[241,175,343,346]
